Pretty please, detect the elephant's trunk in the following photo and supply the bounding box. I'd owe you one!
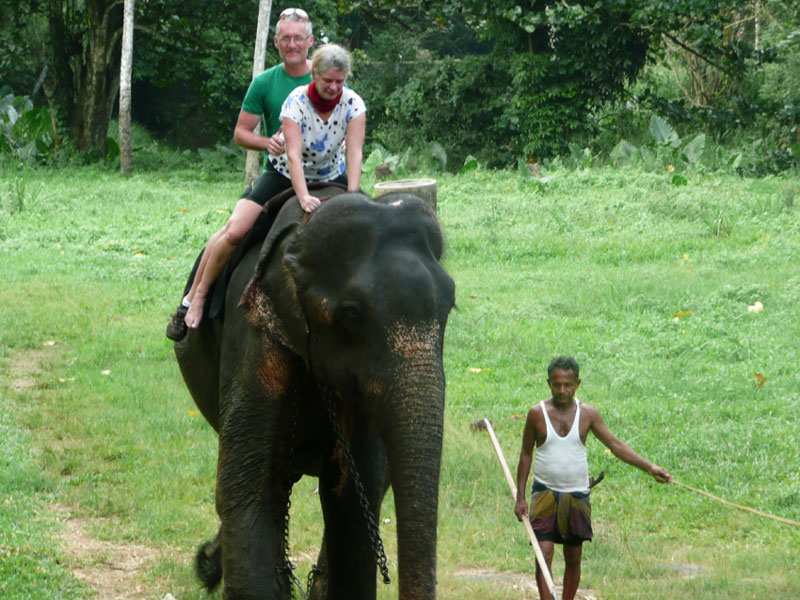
[380,348,445,600]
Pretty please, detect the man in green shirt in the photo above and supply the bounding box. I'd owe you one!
[235,8,315,188]
[167,7,315,340]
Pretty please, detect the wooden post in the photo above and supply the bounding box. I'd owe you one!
[373,178,437,213]
[245,0,273,187]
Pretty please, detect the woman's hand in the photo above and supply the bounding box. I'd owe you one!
[265,130,285,155]
[298,194,321,213]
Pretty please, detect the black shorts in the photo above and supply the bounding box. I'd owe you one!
[241,167,294,206]
[241,166,349,207]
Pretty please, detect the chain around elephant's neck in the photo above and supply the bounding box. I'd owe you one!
[322,385,391,585]
[277,382,390,596]
[278,387,307,597]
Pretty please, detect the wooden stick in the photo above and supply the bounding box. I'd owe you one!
[672,479,800,527]
[479,418,560,600]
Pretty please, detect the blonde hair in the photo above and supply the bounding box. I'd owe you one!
[311,44,352,78]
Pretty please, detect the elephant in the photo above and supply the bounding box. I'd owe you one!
[174,187,455,600]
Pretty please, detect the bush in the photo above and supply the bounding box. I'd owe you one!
[0,91,55,162]
[362,55,515,169]
[354,3,652,171]
[358,53,607,170]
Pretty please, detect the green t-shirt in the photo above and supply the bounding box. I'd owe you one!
[241,63,312,140]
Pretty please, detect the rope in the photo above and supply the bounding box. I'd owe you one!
[671,479,800,527]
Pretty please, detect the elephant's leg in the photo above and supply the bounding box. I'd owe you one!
[318,418,390,600]
[216,397,294,600]
[307,533,328,600]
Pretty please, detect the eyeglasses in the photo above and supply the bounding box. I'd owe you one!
[279,8,309,21]
[277,34,311,44]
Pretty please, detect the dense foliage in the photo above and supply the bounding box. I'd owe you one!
[0,0,797,171]
[635,1,800,175]
[0,0,339,152]
[353,0,798,170]
[351,0,653,167]
[129,0,339,147]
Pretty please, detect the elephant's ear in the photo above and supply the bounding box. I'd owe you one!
[243,184,346,293]
[251,198,307,287]
[240,200,310,359]
[240,186,350,355]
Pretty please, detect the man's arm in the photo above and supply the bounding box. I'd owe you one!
[514,407,538,521]
[233,110,284,155]
[586,404,671,483]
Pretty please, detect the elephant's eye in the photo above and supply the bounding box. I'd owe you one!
[337,301,362,321]
[336,301,364,334]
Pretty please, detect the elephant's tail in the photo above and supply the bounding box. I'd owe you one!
[195,538,223,592]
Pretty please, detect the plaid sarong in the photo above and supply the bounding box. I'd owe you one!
[530,480,593,545]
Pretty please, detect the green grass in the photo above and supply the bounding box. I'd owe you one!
[1,160,799,599]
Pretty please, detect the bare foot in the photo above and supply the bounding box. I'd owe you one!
[184,297,205,329]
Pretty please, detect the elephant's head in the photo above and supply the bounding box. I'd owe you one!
[246,191,455,597]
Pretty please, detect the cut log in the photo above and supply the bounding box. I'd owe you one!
[373,178,437,212]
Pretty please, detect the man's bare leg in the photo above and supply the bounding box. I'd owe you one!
[535,540,557,600]
[561,543,583,600]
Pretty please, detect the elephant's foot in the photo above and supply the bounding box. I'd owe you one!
[307,564,328,600]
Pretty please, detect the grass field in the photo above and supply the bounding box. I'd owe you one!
[1,160,799,599]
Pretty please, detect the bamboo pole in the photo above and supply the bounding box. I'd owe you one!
[478,418,560,600]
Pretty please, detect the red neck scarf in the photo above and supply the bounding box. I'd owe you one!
[308,82,342,113]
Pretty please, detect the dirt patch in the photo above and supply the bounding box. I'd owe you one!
[6,347,181,599]
[454,567,601,599]
[8,345,52,391]
[50,504,162,600]
[665,561,711,579]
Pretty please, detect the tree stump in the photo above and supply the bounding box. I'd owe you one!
[373,178,437,213]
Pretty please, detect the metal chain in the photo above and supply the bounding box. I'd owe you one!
[277,388,308,599]
[306,564,324,596]
[322,386,391,584]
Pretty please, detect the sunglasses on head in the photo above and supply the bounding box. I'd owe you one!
[279,8,309,21]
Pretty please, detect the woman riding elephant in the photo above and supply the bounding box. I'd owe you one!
[180,43,366,332]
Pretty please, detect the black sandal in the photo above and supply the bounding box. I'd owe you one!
[165,304,189,341]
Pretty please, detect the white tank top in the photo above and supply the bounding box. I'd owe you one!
[533,400,590,493]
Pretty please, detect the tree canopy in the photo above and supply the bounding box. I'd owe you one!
[1,0,796,170]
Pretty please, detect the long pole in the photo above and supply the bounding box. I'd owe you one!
[245,0,273,187]
[479,418,560,600]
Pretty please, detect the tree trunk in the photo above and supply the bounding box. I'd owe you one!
[119,0,135,174]
[754,0,761,54]
[245,0,273,187]
[48,0,123,153]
